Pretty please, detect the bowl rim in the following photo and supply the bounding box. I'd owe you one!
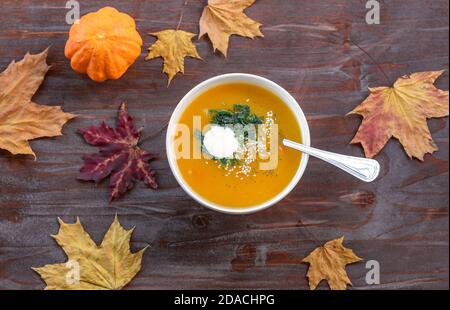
[166,73,310,214]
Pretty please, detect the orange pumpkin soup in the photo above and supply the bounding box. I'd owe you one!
[175,83,302,208]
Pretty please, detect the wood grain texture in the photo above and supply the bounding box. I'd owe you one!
[0,0,448,290]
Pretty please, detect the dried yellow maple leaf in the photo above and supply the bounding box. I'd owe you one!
[302,237,362,290]
[348,70,449,160]
[32,215,147,290]
[146,30,201,85]
[199,0,263,57]
[0,48,75,158]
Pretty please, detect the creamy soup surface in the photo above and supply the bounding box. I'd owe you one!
[175,83,302,208]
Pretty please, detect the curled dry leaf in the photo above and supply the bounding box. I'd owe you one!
[0,48,75,158]
[78,103,158,201]
[146,30,202,85]
[33,215,147,290]
[348,70,449,160]
[302,237,362,290]
[199,0,263,57]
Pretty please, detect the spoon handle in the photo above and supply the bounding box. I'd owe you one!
[283,139,380,183]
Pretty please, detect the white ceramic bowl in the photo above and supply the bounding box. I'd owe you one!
[166,73,310,214]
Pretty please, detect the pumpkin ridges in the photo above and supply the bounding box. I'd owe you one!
[66,40,93,69]
[64,40,83,59]
[87,45,107,82]
[101,39,140,80]
[69,13,102,40]
[103,45,124,80]
[69,47,93,74]
[65,6,142,82]
[109,39,142,63]
[69,39,141,80]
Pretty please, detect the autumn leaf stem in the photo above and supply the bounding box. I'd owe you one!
[176,0,189,30]
[140,122,169,144]
[297,217,321,244]
[349,39,392,85]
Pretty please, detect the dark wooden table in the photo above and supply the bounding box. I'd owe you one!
[0,0,448,290]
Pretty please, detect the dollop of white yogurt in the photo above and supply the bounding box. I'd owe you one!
[203,125,239,159]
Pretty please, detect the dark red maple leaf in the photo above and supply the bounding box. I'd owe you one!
[78,103,158,201]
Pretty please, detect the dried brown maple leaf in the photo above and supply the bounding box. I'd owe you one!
[302,237,362,290]
[348,70,449,160]
[0,48,75,158]
[33,215,147,290]
[146,30,202,86]
[78,103,158,201]
[199,0,263,57]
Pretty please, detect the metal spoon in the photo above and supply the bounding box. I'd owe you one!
[283,139,380,182]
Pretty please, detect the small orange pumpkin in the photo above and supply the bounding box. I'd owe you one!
[65,7,143,82]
